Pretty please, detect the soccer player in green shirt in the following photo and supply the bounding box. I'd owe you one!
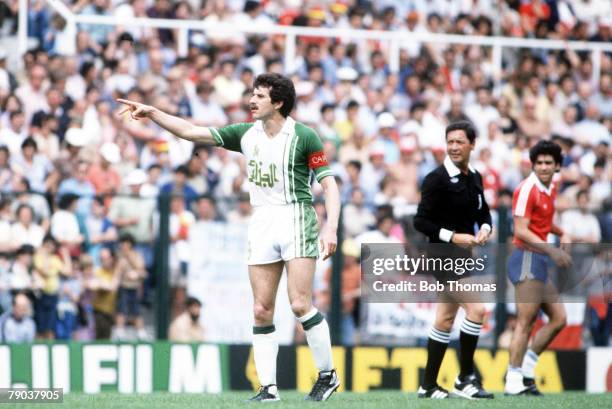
[118,73,341,402]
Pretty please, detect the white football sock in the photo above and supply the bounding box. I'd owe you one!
[521,349,539,379]
[298,308,333,372]
[253,326,278,386]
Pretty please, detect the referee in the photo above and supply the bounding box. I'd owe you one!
[413,121,493,399]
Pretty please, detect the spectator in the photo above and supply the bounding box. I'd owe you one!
[0,110,26,155]
[168,196,195,319]
[108,169,156,280]
[87,142,121,198]
[10,175,50,229]
[33,235,70,340]
[50,193,84,257]
[114,234,147,341]
[80,0,114,44]
[446,93,471,124]
[168,296,205,342]
[338,127,369,165]
[389,137,421,207]
[573,104,609,147]
[226,192,253,224]
[55,257,81,340]
[75,254,96,340]
[0,199,12,253]
[0,293,36,343]
[8,245,35,298]
[517,95,550,139]
[465,86,499,140]
[561,190,602,243]
[31,113,60,160]
[0,146,13,192]
[57,160,96,218]
[189,82,227,128]
[140,165,161,198]
[15,64,48,124]
[194,194,223,222]
[84,196,118,266]
[343,188,375,238]
[92,247,118,339]
[10,204,44,250]
[160,165,198,210]
[375,112,400,164]
[55,127,87,180]
[212,59,246,108]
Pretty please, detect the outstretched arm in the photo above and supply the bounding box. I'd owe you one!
[117,99,216,145]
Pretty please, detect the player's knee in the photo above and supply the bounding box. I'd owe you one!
[290,299,311,318]
[253,303,274,323]
[551,313,567,332]
[434,316,454,332]
[465,304,486,322]
[515,317,534,333]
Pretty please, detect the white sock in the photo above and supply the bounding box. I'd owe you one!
[521,349,539,379]
[253,325,278,386]
[506,365,522,381]
[298,308,333,372]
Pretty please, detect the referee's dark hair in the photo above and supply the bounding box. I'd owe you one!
[253,73,296,118]
[445,120,476,143]
[529,140,563,166]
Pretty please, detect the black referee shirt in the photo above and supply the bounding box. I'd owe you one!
[414,157,492,243]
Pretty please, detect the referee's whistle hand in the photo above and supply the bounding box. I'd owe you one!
[451,233,478,250]
[475,229,491,246]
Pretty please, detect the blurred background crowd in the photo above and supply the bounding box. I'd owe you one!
[0,0,609,346]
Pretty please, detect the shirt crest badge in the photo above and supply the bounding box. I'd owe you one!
[450,177,459,183]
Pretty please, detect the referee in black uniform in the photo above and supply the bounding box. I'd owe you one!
[413,121,494,400]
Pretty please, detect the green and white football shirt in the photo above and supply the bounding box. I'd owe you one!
[210,117,332,207]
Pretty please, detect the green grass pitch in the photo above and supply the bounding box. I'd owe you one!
[14,391,612,409]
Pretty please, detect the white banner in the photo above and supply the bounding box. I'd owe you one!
[587,347,612,393]
[363,303,495,342]
[187,221,295,344]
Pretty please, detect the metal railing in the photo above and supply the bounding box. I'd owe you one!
[14,0,611,84]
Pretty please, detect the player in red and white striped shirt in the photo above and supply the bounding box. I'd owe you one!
[505,140,572,395]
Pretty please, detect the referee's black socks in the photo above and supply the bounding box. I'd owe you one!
[458,318,482,381]
[423,327,450,389]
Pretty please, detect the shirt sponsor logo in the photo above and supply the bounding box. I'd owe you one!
[248,161,279,188]
[308,151,329,169]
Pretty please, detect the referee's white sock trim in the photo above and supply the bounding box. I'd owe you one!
[460,318,482,336]
[429,327,451,343]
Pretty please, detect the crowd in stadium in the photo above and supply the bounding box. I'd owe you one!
[0,0,610,344]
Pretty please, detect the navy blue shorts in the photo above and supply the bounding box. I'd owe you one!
[35,294,58,333]
[507,248,552,285]
[117,288,140,317]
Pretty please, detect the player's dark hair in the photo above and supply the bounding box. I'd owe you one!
[529,140,563,166]
[445,120,476,143]
[253,73,296,117]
